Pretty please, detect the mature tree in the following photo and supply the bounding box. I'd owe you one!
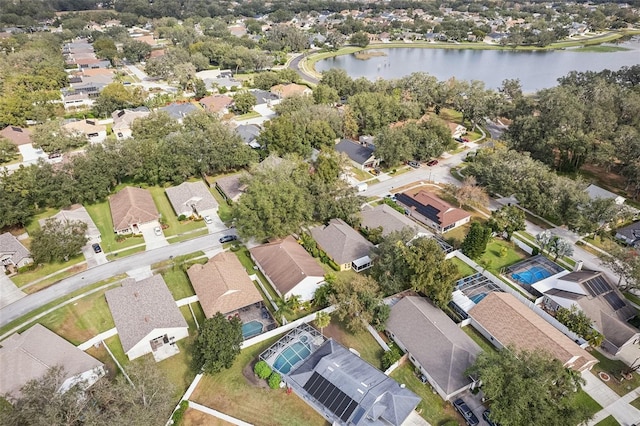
[194,312,243,374]
[369,228,417,295]
[329,274,386,333]
[467,349,590,426]
[349,31,370,47]
[536,230,553,255]
[348,92,419,136]
[461,222,492,259]
[555,305,603,347]
[30,218,88,263]
[320,69,353,98]
[0,137,18,164]
[313,84,340,105]
[232,91,256,114]
[31,121,87,153]
[93,37,117,64]
[488,205,526,241]
[121,40,152,62]
[576,197,620,237]
[599,245,640,290]
[93,82,146,117]
[445,176,489,209]
[548,236,574,261]
[314,311,331,335]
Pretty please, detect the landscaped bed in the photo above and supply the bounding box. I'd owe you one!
[589,349,640,396]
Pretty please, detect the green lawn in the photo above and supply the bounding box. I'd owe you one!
[477,239,528,276]
[323,315,384,370]
[147,186,206,237]
[235,247,279,302]
[151,251,206,270]
[162,268,196,300]
[349,166,373,182]
[571,389,602,419]
[389,363,461,425]
[106,245,146,261]
[234,111,261,120]
[35,289,116,345]
[85,201,143,253]
[104,334,129,369]
[190,336,328,426]
[630,395,640,410]
[462,326,497,354]
[451,257,476,279]
[595,415,621,426]
[623,292,640,307]
[24,207,58,236]
[11,255,85,288]
[590,349,640,396]
[169,228,209,243]
[209,186,233,223]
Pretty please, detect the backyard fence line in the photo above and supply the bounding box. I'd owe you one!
[77,328,117,351]
[176,295,199,307]
[366,324,390,351]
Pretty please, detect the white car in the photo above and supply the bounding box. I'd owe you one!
[154,226,163,236]
[204,215,213,224]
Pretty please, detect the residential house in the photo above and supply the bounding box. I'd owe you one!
[199,95,233,116]
[0,324,105,397]
[39,205,101,243]
[203,77,241,92]
[109,186,159,234]
[0,232,33,272]
[335,139,379,170]
[286,338,421,426]
[615,221,640,246]
[105,275,188,361]
[386,296,482,400]
[235,124,262,148]
[62,119,107,144]
[585,184,626,205]
[0,125,46,163]
[187,252,262,318]
[395,190,471,233]
[533,270,639,355]
[112,107,150,140]
[270,83,312,99]
[359,203,428,238]
[62,92,95,110]
[250,89,279,106]
[215,173,248,202]
[250,236,325,301]
[158,102,199,123]
[165,181,218,219]
[311,218,373,271]
[447,122,467,138]
[469,292,598,371]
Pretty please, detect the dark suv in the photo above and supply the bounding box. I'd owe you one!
[482,409,499,426]
[453,399,479,426]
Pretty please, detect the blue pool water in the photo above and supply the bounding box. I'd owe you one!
[470,293,487,304]
[512,265,553,285]
[242,321,263,339]
[273,341,312,374]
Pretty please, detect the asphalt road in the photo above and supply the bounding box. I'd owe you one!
[0,230,232,327]
[288,53,320,84]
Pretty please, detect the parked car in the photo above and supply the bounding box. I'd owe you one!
[454,137,464,143]
[91,243,102,254]
[453,399,479,426]
[462,137,470,142]
[154,226,163,236]
[370,168,379,176]
[482,409,499,426]
[426,159,439,166]
[408,161,420,169]
[204,215,213,224]
[219,235,237,243]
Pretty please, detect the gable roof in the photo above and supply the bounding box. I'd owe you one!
[112,107,150,130]
[335,139,375,165]
[39,205,100,240]
[187,252,262,317]
[270,83,311,98]
[311,218,373,265]
[165,181,218,216]
[469,292,597,371]
[158,102,199,120]
[62,119,107,135]
[360,204,424,237]
[387,296,482,397]
[0,126,32,146]
[199,95,233,112]
[109,186,159,232]
[396,190,471,228]
[235,124,261,146]
[105,275,187,353]
[288,339,420,426]
[250,89,279,105]
[215,173,248,202]
[0,324,103,397]
[250,236,325,296]
[0,232,31,265]
[585,184,625,203]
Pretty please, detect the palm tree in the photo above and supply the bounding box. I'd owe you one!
[314,311,331,336]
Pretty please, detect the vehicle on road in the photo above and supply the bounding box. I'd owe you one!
[356,182,368,192]
[482,409,499,426]
[219,235,237,243]
[426,159,439,166]
[154,226,163,236]
[408,161,420,168]
[204,215,213,224]
[453,399,479,426]
[91,243,102,254]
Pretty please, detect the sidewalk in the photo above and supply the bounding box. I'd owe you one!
[583,370,640,426]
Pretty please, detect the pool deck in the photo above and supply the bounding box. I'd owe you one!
[259,324,326,375]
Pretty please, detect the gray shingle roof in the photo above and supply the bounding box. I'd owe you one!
[288,339,420,426]
[335,139,375,165]
[387,296,481,397]
[360,204,425,237]
[40,205,100,241]
[105,275,187,353]
[158,102,199,120]
[0,232,31,265]
[311,219,373,265]
[585,184,625,203]
[165,181,218,216]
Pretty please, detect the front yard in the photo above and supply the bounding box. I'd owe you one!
[589,349,640,396]
[85,201,144,254]
[147,186,206,237]
[11,255,85,289]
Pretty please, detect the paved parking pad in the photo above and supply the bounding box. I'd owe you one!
[140,221,168,250]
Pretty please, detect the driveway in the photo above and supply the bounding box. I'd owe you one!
[18,144,47,164]
[0,272,26,308]
[81,242,108,268]
[139,221,168,250]
[200,209,228,234]
[454,390,491,426]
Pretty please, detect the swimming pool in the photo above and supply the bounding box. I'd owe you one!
[242,321,263,339]
[511,265,553,285]
[273,341,311,374]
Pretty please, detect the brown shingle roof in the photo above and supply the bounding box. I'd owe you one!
[403,190,470,228]
[310,218,373,265]
[187,252,262,317]
[105,275,187,353]
[199,95,233,113]
[469,293,597,371]
[109,186,159,232]
[0,126,32,146]
[270,83,311,98]
[250,236,325,296]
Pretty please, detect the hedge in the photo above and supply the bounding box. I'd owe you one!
[268,372,282,389]
[254,360,272,379]
[171,400,189,425]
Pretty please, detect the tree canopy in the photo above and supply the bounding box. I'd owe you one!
[30,218,88,263]
[193,312,243,374]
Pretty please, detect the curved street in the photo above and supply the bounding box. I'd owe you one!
[288,52,320,84]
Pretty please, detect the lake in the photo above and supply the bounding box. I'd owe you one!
[314,39,640,92]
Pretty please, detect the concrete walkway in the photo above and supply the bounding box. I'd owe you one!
[0,272,26,308]
[188,402,252,426]
[583,370,640,426]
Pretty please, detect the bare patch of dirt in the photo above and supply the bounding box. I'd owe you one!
[242,357,269,389]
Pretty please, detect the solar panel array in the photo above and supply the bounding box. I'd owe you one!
[303,371,359,423]
[395,193,440,224]
[583,275,611,296]
[604,292,627,310]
